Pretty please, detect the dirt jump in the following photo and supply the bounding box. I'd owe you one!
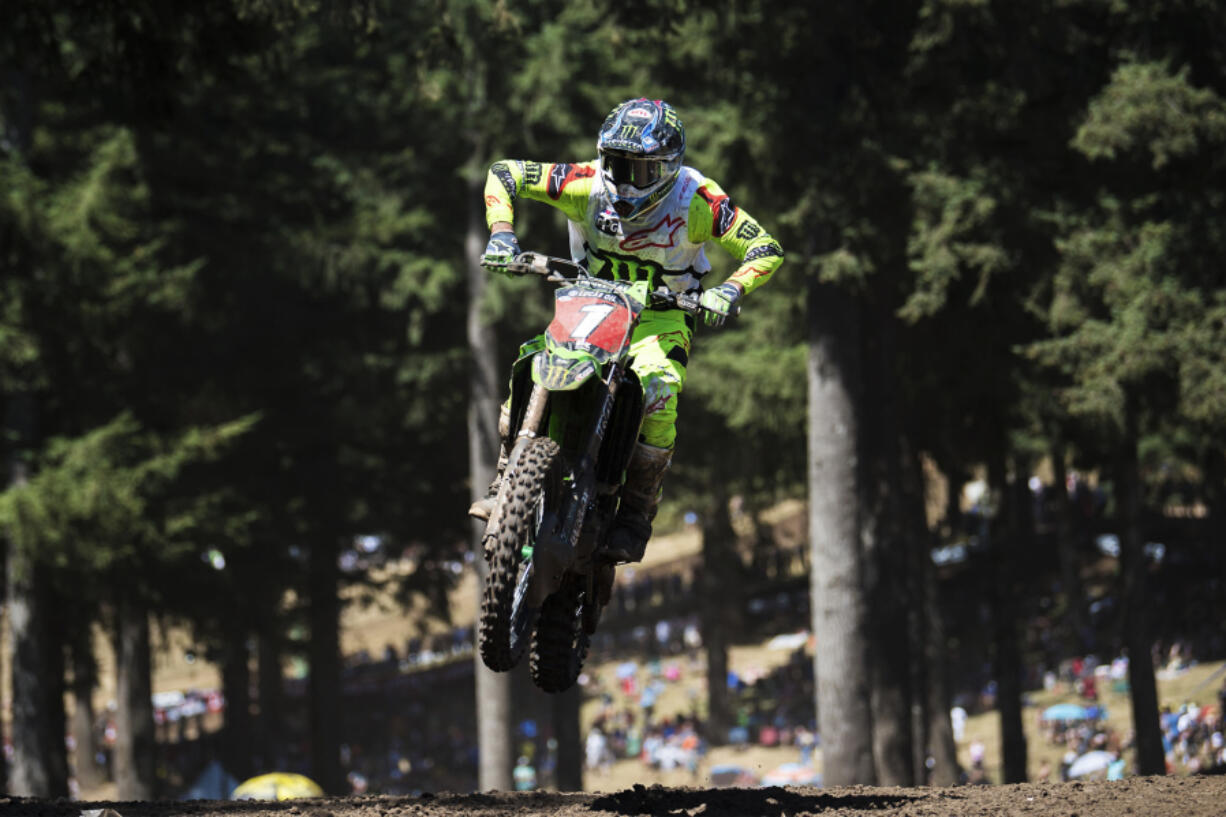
[4,774,1226,817]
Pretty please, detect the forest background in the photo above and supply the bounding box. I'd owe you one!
[2,0,1226,803]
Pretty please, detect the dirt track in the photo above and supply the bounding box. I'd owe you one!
[5,775,1226,817]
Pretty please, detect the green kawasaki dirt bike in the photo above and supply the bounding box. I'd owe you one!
[477,252,731,693]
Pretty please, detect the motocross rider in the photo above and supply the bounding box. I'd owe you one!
[470,98,784,563]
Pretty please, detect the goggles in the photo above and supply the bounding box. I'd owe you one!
[600,150,672,190]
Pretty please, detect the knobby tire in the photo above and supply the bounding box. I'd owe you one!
[530,574,591,692]
[479,436,560,672]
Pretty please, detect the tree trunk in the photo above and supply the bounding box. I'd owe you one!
[551,684,583,791]
[257,622,285,772]
[807,276,875,785]
[924,454,962,786]
[701,485,736,745]
[308,537,344,794]
[221,632,253,781]
[1049,441,1088,656]
[1118,401,1164,775]
[922,546,959,786]
[862,331,913,786]
[114,594,155,800]
[900,444,933,785]
[6,554,67,797]
[5,394,67,797]
[467,135,512,792]
[69,620,103,793]
[988,452,1028,783]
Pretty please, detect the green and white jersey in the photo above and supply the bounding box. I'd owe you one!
[484,159,783,297]
[570,165,709,294]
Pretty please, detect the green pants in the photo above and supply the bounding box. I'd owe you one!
[627,310,691,449]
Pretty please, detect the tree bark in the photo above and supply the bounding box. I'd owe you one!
[467,133,512,792]
[113,594,155,800]
[1118,400,1164,775]
[807,276,875,785]
[308,537,344,794]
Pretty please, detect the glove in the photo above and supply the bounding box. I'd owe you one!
[481,230,521,274]
[699,282,742,327]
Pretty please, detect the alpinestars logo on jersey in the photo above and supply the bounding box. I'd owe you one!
[620,214,686,252]
[697,186,739,237]
[548,163,596,199]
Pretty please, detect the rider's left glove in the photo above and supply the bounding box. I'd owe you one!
[481,231,522,275]
[699,282,743,327]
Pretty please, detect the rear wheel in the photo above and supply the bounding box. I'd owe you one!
[479,437,561,672]
[529,574,591,692]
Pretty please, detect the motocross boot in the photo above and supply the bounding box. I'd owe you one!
[605,442,673,563]
[468,404,511,522]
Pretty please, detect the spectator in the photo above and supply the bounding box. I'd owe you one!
[796,725,816,766]
[968,739,985,769]
[512,756,537,791]
[951,706,968,743]
[585,727,610,775]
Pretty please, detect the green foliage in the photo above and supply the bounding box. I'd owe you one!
[1074,61,1226,169]
[0,412,255,581]
[903,169,1009,321]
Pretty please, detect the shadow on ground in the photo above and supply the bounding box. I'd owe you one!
[589,783,920,817]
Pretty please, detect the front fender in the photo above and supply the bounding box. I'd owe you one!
[532,349,598,391]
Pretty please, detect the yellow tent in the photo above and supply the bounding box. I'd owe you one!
[231,772,325,801]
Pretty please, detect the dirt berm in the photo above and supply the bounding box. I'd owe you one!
[4,775,1225,817]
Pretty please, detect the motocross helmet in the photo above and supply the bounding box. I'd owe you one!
[597,98,686,220]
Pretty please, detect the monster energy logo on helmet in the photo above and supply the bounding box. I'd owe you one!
[597,98,686,220]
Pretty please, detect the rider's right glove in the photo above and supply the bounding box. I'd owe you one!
[699,281,743,327]
[481,231,522,275]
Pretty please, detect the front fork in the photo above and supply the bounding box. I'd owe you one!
[506,364,624,607]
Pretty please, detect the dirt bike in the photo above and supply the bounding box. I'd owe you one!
[477,252,731,693]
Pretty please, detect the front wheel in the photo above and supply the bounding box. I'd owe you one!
[479,436,561,672]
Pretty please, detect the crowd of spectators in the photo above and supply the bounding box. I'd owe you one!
[1027,649,1226,782]
[1160,686,1226,774]
[579,638,816,785]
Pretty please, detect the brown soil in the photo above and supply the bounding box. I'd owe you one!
[6,775,1226,817]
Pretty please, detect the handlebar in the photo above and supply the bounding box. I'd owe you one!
[505,252,737,319]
